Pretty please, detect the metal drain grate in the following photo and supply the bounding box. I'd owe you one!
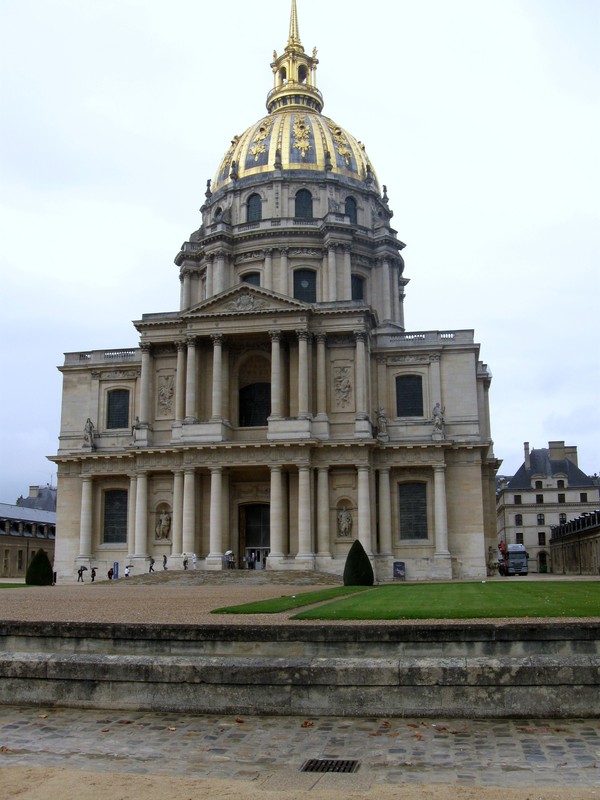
[301,758,360,774]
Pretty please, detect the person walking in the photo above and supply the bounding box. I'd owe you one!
[183,556,189,570]
[77,566,84,582]
[124,566,130,578]
[91,568,96,582]
[149,557,155,573]
[107,567,114,580]
[163,554,168,570]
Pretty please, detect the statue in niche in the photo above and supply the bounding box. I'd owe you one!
[337,506,353,538]
[155,509,171,540]
[83,418,95,449]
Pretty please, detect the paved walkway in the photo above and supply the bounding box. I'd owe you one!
[0,705,598,790]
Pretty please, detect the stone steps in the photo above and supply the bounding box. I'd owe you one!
[120,568,342,587]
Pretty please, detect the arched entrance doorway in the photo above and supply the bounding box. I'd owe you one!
[239,503,270,569]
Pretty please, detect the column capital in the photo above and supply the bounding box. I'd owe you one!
[314,332,327,345]
[176,339,187,352]
[186,335,197,347]
[140,341,152,354]
[354,329,368,343]
[211,332,224,346]
[264,247,273,256]
[296,329,310,342]
[269,329,282,342]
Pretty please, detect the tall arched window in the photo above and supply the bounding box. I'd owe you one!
[345,196,358,224]
[351,274,365,301]
[395,375,423,417]
[247,193,262,222]
[107,389,130,429]
[294,269,317,302]
[103,489,128,543]
[239,383,271,427]
[399,483,428,540]
[295,189,313,219]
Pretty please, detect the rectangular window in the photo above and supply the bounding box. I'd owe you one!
[17,550,23,570]
[557,480,565,489]
[538,532,546,546]
[103,490,128,544]
[558,493,565,504]
[515,513,523,526]
[535,480,543,489]
[537,513,545,525]
[580,492,588,502]
[107,389,130,430]
[516,532,524,544]
[399,483,428,540]
[3,549,8,572]
[536,494,543,504]
[396,375,423,417]
[513,495,522,505]
[559,513,567,524]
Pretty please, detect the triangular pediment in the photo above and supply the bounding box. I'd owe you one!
[183,285,311,318]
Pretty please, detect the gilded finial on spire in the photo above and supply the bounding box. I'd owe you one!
[288,0,301,48]
[267,0,323,114]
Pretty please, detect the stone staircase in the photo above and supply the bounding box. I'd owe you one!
[120,568,342,587]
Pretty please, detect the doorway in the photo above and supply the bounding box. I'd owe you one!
[239,503,270,569]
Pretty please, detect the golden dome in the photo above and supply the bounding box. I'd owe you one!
[211,1,379,194]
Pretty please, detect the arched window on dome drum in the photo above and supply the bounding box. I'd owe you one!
[295,189,313,220]
[345,196,358,225]
[242,272,260,287]
[298,65,307,84]
[294,269,317,303]
[247,193,262,222]
[351,274,365,301]
[279,67,287,85]
[239,383,271,427]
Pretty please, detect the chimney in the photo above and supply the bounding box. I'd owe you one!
[524,442,530,470]
[564,445,578,467]
[549,441,566,461]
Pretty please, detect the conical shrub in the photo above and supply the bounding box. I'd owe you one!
[343,539,374,586]
[25,548,53,586]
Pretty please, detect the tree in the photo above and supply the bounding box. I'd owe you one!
[343,539,374,586]
[25,548,53,586]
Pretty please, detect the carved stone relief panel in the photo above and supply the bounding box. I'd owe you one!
[332,362,354,412]
[156,372,175,419]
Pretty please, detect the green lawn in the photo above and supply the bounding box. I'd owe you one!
[212,585,367,614]
[212,581,600,620]
[0,583,27,589]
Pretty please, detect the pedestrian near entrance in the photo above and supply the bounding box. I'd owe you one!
[77,566,84,582]
[163,554,168,570]
[91,568,96,582]
[227,552,235,570]
[149,558,155,573]
[107,567,114,580]
[183,556,189,570]
[124,566,130,578]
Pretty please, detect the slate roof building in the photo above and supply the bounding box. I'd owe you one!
[496,441,599,573]
[0,500,56,579]
[51,1,499,583]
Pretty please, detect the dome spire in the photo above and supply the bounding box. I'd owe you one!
[267,0,323,114]
[288,0,301,48]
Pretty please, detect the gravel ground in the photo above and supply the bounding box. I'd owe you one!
[1,575,598,627]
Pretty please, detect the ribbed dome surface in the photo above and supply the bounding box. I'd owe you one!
[213,109,379,194]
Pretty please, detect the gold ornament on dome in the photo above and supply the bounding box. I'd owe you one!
[293,116,312,158]
[222,135,240,169]
[328,122,352,166]
[249,120,273,162]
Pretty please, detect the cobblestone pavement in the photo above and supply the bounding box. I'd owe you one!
[0,705,598,790]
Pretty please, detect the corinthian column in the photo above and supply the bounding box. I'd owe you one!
[264,248,273,291]
[210,333,223,421]
[317,467,331,555]
[79,477,93,558]
[134,472,148,556]
[139,343,152,425]
[175,340,186,422]
[209,467,223,558]
[378,468,392,555]
[184,337,197,422]
[171,470,184,554]
[297,465,312,558]
[315,333,327,418]
[182,469,196,554]
[297,330,310,419]
[269,330,282,419]
[354,331,367,419]
[269,465,284,558]
[327,245,337,301]
[357,465,372,554]
[433,465,450,555]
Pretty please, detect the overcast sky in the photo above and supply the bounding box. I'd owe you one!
[1,0,598,503]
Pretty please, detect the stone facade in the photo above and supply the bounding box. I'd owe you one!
[496,441,600,574]
[51,3,499,582]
